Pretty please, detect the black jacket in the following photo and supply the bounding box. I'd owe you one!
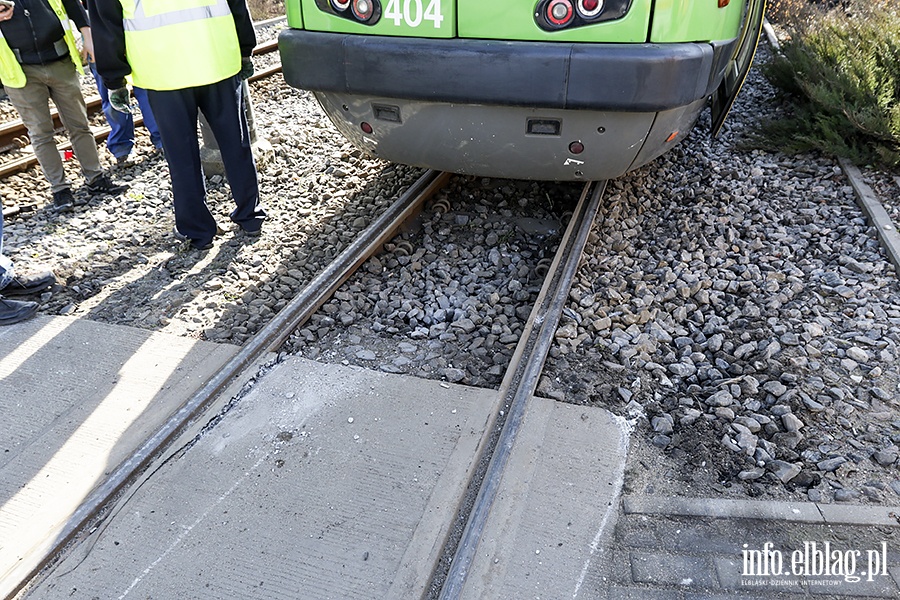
[0,0,88,65]
[87,0,256,90]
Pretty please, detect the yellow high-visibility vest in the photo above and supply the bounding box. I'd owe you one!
[119,0,240,91]
[0,0,84,89]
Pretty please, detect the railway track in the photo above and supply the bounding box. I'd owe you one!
[0,35,282,180]
[9,173,607,599]
[7,18,900,596]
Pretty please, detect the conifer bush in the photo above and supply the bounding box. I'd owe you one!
[761,1,900,169]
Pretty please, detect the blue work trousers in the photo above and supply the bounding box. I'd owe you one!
[90,62,162,158]
[147,75,265,247]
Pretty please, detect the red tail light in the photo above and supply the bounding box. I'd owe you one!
[330,0,350,10]
[576,0,603,18]
[546,0,574,27]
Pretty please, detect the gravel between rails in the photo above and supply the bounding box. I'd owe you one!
[1,38,898,507]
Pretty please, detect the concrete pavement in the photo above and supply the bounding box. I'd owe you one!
[3,317,899,599]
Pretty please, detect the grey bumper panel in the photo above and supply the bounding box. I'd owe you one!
[279,30,727,112]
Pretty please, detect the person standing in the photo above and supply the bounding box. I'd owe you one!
[0,0,127,209]
[88,0,266,251]
[0,208,55,325]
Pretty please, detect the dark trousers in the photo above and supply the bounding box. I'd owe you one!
[148,75,265,246]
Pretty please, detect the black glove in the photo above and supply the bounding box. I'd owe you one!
[239,57,254,80]
[109,87,132,114]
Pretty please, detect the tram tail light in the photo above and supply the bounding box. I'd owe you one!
[544,0,574,28]
[576,0,603,19]
[352,0,375,21]
[329,0,381,24]
[536,0,626,30]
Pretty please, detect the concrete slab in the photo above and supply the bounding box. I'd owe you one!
[623,495,900,528]
[25,357,500,599]
[623,495,823,522]
[459,399,631,600]
[840,157,900,277]
[0,316,239,599]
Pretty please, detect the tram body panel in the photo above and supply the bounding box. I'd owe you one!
[456,0,653,42]
[649,0,745,43]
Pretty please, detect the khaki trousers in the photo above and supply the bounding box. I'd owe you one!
[4,59,103,193]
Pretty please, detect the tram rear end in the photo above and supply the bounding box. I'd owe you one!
[279,0,765,181]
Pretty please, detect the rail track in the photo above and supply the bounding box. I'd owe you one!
[10,171,607,598]
[7,20,900,598]
[0,31,283,180]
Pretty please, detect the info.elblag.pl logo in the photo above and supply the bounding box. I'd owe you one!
[742,541,889,584]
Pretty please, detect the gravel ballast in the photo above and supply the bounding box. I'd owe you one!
[1,38,898,507]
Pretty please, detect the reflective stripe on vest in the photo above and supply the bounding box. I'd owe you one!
[119,0,240,91]
[124,0,231,31]
[0,0,84,89]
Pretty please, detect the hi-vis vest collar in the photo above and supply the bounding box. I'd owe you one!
[124,0,231,31]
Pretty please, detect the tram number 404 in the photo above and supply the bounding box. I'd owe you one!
[384,0,444,28]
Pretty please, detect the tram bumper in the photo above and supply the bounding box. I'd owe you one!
[278,30,735,180]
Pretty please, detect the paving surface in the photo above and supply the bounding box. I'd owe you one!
[607,496,900,599]
[0,316,238,600]
[4,320,900,600]
[20,356,627,599]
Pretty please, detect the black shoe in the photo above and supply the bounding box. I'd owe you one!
[0,296,38,326]
[240,226,261,238]
[53,188,75,208]
[86,174,128,196]
[1,270,56,296]
[173,227,213,251]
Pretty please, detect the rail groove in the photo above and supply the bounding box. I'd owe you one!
[433,180,608,598]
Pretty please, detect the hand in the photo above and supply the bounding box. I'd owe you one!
[239,57,254,80]
[109,87,132,114]
[80,27,94,64]
[0,4,14,22]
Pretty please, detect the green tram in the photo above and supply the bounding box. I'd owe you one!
[278,0,765,181]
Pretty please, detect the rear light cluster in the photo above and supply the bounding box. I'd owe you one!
[534,0,631,31]
[327,0,381,24]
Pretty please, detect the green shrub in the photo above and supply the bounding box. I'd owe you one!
[761,2,900,168]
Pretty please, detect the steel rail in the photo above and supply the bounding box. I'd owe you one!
[0,49,282,179]
[8,169,450,600]
[436,180,607,599]
[0,38,279,156]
